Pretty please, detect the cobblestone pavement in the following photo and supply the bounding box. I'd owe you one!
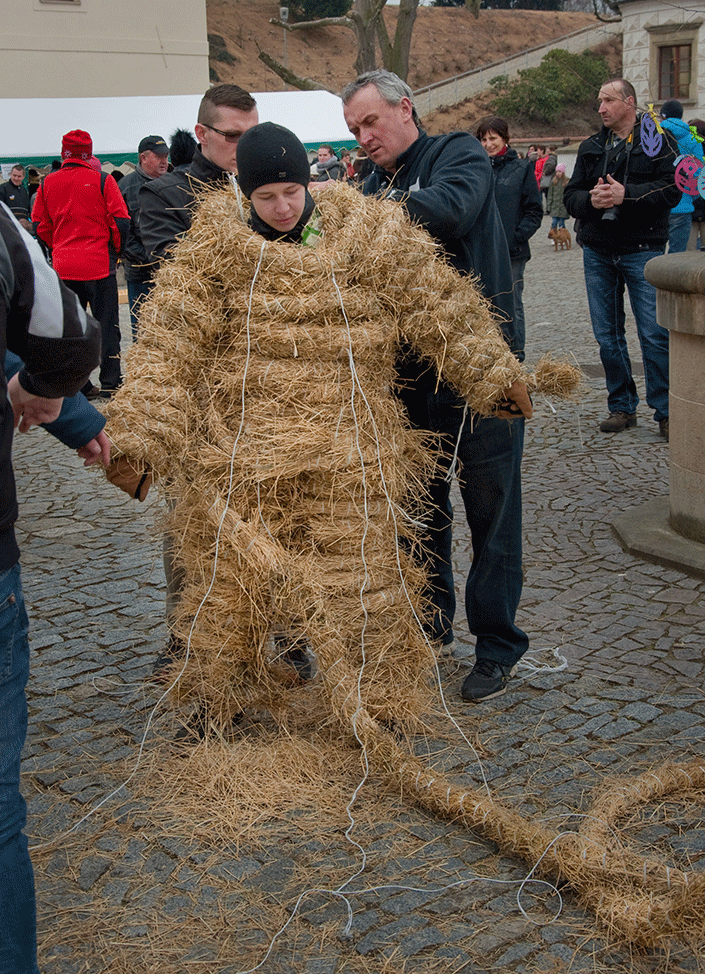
[14,225,705,974]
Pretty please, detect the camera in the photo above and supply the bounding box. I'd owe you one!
[602,206,620,221]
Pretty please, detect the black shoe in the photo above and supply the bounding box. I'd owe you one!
[83,383,102,401]
[599,411,637,433]
[274,636,313,682]
[659,419,669,441]
[461,658,517,703]
[152,635,186,683]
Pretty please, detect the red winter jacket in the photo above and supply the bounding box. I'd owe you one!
[534,155,547,186]
[32,160,129,281]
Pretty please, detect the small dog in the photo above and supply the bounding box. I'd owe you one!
[548,227,572,251]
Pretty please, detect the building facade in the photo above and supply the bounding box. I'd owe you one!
[620,0,704,118]
[2,0,209,98]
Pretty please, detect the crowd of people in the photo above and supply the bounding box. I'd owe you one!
[1,70,702,972]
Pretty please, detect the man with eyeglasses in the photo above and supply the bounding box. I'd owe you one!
[134,84,258,682]
[139,84,259,264]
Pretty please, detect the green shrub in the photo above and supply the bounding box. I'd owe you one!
[490,49,609,123]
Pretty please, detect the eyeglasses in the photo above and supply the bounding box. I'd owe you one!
[201,123,244,144]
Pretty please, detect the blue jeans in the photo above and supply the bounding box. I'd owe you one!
[668,211,691,254]
[0,563,39,974]
[582,245,669,423]
[401,379,528,667]
[551,217,566,230]
[126,279,154,343]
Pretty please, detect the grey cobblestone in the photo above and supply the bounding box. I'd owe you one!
[10,237,705,973]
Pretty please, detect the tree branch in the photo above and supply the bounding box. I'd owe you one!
[257,50,334,91]
[270,16,354,31]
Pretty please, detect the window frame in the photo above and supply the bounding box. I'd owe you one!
[647,20,701,106]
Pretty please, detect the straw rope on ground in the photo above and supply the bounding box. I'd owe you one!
[102,182,704,952]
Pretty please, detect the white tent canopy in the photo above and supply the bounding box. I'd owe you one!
[1,90,353,164]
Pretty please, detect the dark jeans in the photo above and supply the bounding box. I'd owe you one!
[401,380,528,668]
[582,245,669,422]
[126,279,153,343]
[64,275,121,389]
[510,258,527,355]
[0,563,39,974]
[667,211,691,254]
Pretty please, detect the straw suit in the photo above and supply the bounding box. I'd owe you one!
[105,183,560,729]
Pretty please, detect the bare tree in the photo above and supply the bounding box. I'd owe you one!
[263,0,421,88]
[591,0,621,22]
[375,0,420,80]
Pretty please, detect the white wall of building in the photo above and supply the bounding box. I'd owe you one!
[1,0,209,98]
[621,0,704,118]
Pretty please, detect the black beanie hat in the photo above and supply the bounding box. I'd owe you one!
[660,99,683,120]
[236,122,310,198]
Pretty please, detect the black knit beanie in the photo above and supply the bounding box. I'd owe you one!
[660,99,683,120]
[236,122,310,198]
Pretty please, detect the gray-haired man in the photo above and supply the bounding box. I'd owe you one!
[342,70,530,703]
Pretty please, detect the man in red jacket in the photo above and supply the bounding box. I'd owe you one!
[32,129,130,398]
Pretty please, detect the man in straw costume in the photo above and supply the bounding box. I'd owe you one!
[341,70,530,703]
[105,123,578,739]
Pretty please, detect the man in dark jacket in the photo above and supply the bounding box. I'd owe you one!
[0,166,32,230]
[564,78,679,439]
[139,84,259,265]
[342,70,532,704]
[137,84,258,678]
[118,134,169,339]
[0,202,101,974]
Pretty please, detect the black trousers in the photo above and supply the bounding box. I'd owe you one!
[64,275,122,390]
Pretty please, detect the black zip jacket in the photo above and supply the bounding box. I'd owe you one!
[563,118,681,254]
[139,146,232,264]
[490,148,543,263]
[361,130,519,358]
[119,165,154,282]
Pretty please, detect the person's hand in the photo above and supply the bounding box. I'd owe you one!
[106,455,153,501]
[7,374,63,432]
[590,175,625,209]
[494,380,533,420]
[77,430,111,467]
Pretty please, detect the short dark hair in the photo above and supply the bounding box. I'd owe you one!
[475,116,509,143]
[11,164,24,174]
[318,144,336,156]
[198,84,257,126]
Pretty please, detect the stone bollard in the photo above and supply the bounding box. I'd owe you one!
[613,252,705,577]
[645,253,705,545]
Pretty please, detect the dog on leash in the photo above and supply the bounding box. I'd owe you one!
[548,227,571,251]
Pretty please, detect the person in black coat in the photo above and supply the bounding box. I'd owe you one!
[476,116,543,354]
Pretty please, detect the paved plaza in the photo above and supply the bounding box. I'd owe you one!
[14,224,705,974]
